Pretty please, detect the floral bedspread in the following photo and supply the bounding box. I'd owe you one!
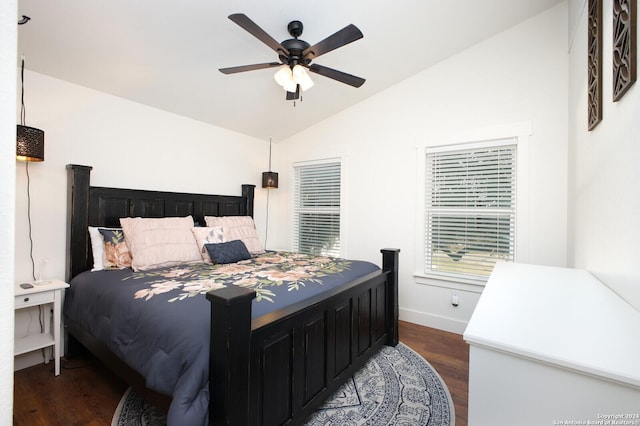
[64,251,380,426]
[126,251,377,318]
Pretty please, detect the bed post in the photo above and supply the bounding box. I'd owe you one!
[382,248,400,346]
[66,164,93,283]
[206,286,256,426]
[241,184,255,218]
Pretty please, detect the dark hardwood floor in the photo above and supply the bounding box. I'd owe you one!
[13,321,469,425]
[399,321,469,426]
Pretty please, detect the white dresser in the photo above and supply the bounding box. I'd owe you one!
[464,262,640,426]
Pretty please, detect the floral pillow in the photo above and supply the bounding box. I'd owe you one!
[191,226,225,263]
[97,228,132,270]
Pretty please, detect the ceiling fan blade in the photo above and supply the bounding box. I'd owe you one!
[307,64,365,88]
[286,85,300,100]
[228,14,287,55]
[303,24,363,60]
[219,62,282,74]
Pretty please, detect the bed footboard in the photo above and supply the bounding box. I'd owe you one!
[207,248,400,426]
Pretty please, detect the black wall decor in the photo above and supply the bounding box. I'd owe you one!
[588,0,603,130]
[613,0,636,101]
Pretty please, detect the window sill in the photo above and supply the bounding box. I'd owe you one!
[414,272,486,293]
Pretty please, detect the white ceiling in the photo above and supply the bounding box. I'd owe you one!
[17,0,563,142]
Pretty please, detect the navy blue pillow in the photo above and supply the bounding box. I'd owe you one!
[205,240,251,264]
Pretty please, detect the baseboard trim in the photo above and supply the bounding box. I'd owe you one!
[400,307,468,335]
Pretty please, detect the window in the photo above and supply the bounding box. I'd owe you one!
[293,160,341,256]
[425,139,516,280]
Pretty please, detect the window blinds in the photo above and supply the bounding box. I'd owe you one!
[425,141,516,279]
[293,161,341,257]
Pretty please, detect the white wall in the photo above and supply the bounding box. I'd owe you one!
[0,0,17,422]
[13,71,271,283]
[13,71,272,368]
[269,3,569,333]
[568,0,640,310]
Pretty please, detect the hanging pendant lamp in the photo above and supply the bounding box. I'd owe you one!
[16,56,45,162]
[262,138,278,189]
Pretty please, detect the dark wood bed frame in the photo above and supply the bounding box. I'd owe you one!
[65,164,400,426]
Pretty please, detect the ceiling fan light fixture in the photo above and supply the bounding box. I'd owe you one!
[274,64,313,93]
[292,65,314,91]
[223,14,365,100]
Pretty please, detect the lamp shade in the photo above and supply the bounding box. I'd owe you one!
[16,125,45,162]
[274,65,299,93]
[262,171,279,189]
[292,65,314,91]
[274,65,291,85]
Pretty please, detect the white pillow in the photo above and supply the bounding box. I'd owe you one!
[204,216,264,255]
[191,226,225,263]
[120,216,202,271]
[88,226,107,271]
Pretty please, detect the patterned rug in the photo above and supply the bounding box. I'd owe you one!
[112,343,454,426]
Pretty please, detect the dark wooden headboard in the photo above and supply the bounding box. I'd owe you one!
[65,164,256,282]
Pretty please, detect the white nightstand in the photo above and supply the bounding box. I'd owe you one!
[14,280,69,376]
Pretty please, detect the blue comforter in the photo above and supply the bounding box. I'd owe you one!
[64,251,379,425]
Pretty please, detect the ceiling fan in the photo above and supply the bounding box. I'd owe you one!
[219,13,366,101]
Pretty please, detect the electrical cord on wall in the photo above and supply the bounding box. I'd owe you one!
[25,161,37,282]
[264,188,271,249]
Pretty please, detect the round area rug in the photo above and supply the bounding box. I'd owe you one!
[112,343,454,426]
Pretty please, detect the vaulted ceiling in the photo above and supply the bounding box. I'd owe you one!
[18,0,563,141]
